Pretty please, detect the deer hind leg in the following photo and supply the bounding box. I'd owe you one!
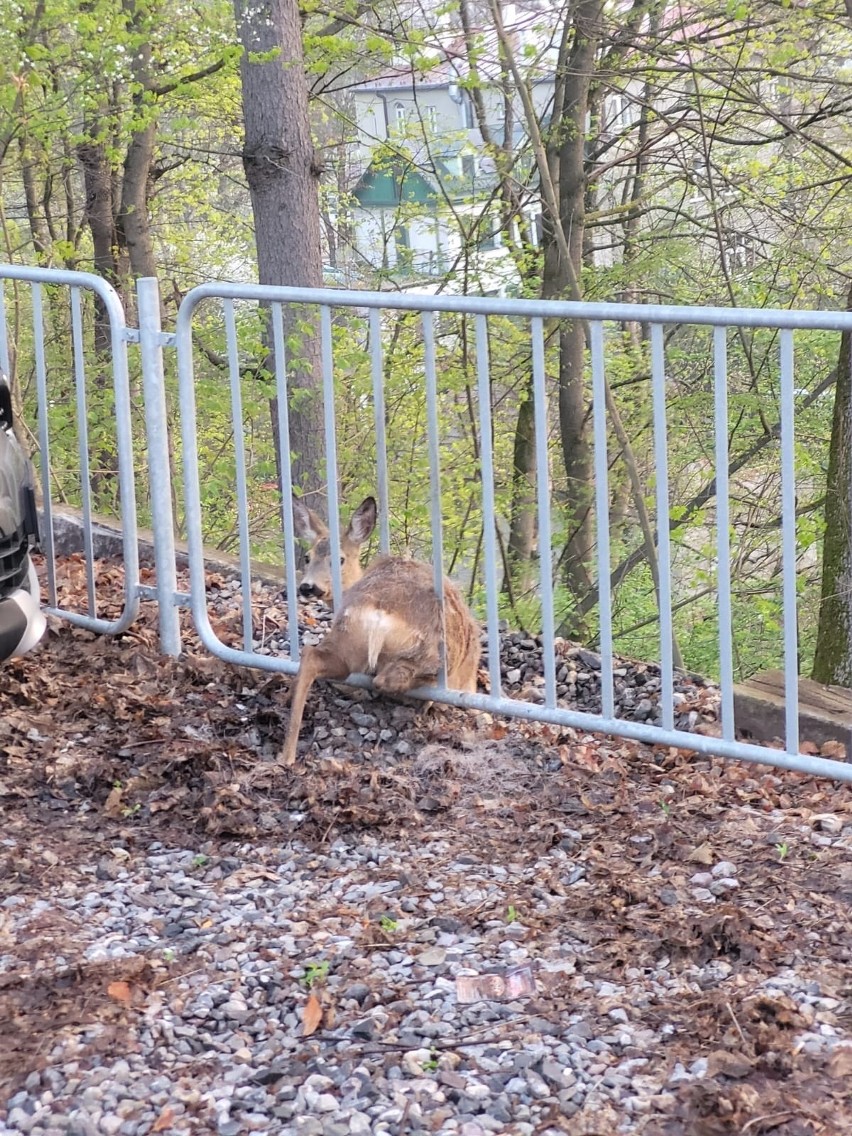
[279,641,351,766]
[373,645,441,696]
[450,643,480,694]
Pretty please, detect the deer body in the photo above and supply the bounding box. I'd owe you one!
[280,497,480,765]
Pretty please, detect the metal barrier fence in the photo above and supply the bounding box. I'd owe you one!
[0,265,141,634]
[3,264,851,784]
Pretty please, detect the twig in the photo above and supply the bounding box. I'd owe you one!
[741,1112,794,1133]
[725,999,748,1048]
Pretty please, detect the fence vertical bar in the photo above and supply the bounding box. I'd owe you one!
[224,299,254,652]
[532,317,556,707]
[475,314,501,698]
[713,327,735,740]
[651,323,675,730]
[137,278,181,656]
[422,311,447,687]
[590,321,614,719]
[779,329,799,754]
[370,308,391,555]
[272,303,300,664]
[105,277,140,629]
[31,284,56,606]
[320,305,344,611]
[70,288,97,615]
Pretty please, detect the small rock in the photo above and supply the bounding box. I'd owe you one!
[402,1049,433,1076]
[810,814,842,834]
[690,872,714,888]
[711,861,738,878]
[314,1094,339,1113]
[343,982,371,1005]
[416,947,446,966]
[691,887,716,903]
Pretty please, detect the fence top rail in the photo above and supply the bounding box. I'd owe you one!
[2,266,849,333]
[0,264,127,329]
[177,279,852,334]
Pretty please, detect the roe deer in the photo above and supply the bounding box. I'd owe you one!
[280,494,480,765]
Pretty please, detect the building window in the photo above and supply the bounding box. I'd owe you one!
[606,92,629,132]
[425,105,437,133]
[461,154,476,182]
[461,93,474,130]
[394,102,407,131]
[478,216,500,252]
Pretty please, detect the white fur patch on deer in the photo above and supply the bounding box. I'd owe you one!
[280,495,480,766]
[344,606,415,672]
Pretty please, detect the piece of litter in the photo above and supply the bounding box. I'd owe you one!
[455,964,536,1004]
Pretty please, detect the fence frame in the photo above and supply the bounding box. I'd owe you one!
[0,265,141,635]
[3,263,852,784]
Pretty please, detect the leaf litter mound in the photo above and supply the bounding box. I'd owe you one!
[1,556,852,1133]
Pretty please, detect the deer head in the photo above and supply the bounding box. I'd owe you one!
[292,494,377,605]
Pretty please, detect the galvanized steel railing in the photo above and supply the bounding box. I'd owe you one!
[0,265,142,635]
[3,264,851,784]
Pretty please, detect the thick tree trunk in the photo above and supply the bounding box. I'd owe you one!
[117,2,161,315]
[812,284,852,686]
[545,0,603,631]
[76,127,122,507]
[234,0,325,500]
[118,116,158,280]
[77,133,120,355]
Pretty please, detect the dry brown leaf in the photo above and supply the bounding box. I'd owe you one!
[827,1046,852,1078]
[107,980,132,1005]
[149,787,190,814]
[688,842,715,865]
[302,992,322,1036]
[103,786,124,817]
[706,1049,753,1079]
[151,1107,174,1132]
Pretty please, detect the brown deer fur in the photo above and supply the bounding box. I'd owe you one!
[280,495,480,765]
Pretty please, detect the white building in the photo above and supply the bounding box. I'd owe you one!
[347,50,553,294]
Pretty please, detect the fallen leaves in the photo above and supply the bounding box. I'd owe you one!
[706,1049,754,1079]
[106,979,133,1006]
[302,992,323,1036]
[151,1109,175,1133]
[689,842,716,865]
[3,555,852,1134]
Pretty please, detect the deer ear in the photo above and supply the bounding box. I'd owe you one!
[292,496,328,542]
[346,496,377,545]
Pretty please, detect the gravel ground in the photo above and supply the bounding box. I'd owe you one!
[2,560,852,1135]
[3,799,852,1136]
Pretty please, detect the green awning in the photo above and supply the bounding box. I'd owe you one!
[353,160,438,208]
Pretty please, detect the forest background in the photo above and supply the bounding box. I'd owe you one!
[0,0,850,686]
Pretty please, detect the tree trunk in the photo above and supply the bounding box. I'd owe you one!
[119,118,158,282]
[76,127,122,508]
[547,0,603,631]
[77,132,120,355]
[18,137,52,263]
[502,374,537,594]
[234,0,325,500]
[812,283,852,686]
